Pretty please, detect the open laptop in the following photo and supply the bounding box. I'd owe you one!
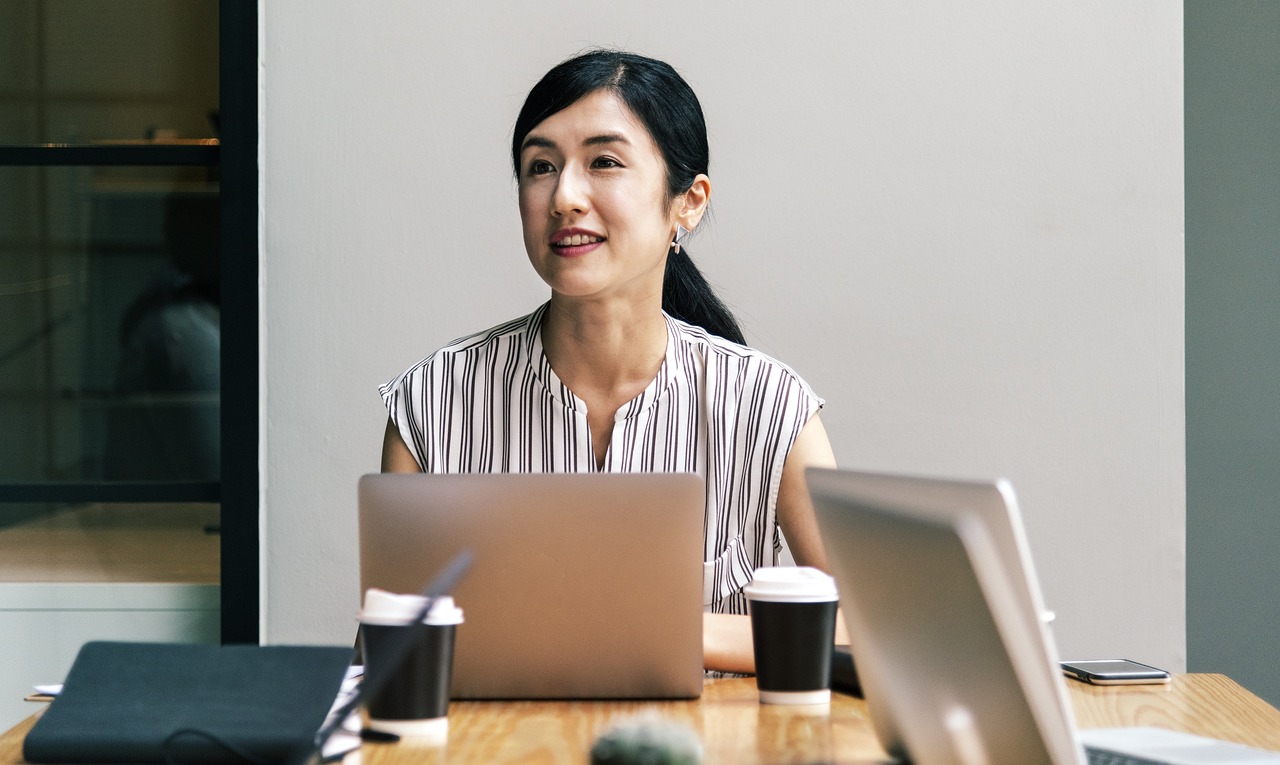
[806,467,1280,765]
[358,472,704,700]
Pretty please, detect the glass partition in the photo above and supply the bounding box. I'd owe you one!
[0,166,220,483]
[0,0,238,730]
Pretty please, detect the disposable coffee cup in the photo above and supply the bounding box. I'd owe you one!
[744,566,839,705]
[359,588,464,737]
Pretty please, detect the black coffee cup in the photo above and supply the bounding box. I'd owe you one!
[359,588,463,738]
[744,567,839,705]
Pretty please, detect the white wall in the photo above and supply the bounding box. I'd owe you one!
[262,2,1185,670]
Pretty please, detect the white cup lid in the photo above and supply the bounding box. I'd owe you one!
[743,566,838,603]
[359,588,463,626]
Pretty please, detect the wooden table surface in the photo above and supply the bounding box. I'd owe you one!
[5,674,1279,764]
[1069,673,1280,751]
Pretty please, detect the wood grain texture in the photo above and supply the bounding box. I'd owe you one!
[4,675,1278,764]
[360,679,888,765]
[0,713,35,764]
[1069,673,1280,750]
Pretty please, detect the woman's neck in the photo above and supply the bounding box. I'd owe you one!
[541,294,668,399]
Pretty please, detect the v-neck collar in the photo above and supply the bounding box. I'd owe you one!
[522,302,683,422]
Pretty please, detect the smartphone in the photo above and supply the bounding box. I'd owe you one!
[1060,659,1170,685]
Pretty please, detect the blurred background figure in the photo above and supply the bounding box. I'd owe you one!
[104,192,220,481]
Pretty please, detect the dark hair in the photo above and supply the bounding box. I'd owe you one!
[512,49,746,345]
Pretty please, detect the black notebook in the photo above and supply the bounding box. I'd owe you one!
[23,641,354,764]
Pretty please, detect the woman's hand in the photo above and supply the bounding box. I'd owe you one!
[702,610,851,674]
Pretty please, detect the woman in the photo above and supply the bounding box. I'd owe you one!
[380,49,836,674]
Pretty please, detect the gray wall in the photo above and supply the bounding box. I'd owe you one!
[261,2,1187,673]
[1186,1,1280,705]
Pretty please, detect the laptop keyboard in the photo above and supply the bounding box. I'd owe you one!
[1086,746,1169,765]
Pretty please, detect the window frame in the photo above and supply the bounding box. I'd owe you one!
[0,0,259,645]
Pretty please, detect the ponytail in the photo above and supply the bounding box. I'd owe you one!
[662,248,746,345]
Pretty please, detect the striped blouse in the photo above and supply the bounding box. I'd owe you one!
[380,302,823,614]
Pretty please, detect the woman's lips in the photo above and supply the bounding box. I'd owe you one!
[550,229,605,257]
[553,240,603,257]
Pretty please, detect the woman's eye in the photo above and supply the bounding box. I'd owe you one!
[592,157,621,169]
[527,160,555,176]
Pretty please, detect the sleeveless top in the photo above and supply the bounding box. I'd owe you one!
[380,303,823,614]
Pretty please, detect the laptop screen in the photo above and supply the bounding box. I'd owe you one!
[807,468,1084,765]
[358,472,705,700]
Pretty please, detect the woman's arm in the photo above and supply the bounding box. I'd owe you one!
[381,418,422,473]
[778,415,849,642]
[777,414,838,570]
[702,415,840,673]
[703,612,757,675]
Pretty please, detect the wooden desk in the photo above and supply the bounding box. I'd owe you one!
[4,674,1279,764]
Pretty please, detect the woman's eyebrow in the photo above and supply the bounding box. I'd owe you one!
[583,133,629,147]
[521,135,556,153]
[521,133,631,154]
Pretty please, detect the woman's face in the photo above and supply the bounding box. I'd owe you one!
[517,89,677,304]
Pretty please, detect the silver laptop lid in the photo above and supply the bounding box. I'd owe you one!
[358,472,705,700]
[806,468,1083,765]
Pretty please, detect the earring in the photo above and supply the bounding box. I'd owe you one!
[672,225,690,254]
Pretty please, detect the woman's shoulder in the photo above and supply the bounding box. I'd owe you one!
[436,309,540,357]
[666,314,824,429]
[385,306,544,386]
[666,313,812,383]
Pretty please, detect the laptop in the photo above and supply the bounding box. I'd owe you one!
[357,472,705,700]
[806,467,1280,765]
